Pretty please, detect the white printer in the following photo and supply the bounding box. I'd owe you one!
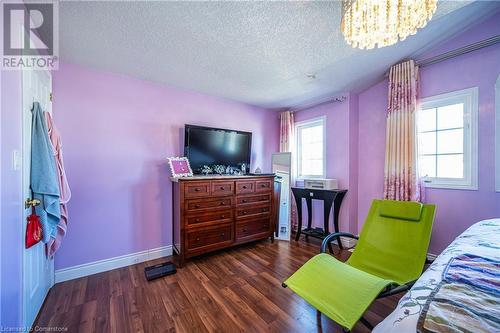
[303,178,338,190]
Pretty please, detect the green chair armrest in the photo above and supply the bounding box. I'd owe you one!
[378,280,416,298]
[321,232,359,253]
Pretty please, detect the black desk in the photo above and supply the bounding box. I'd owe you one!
[291,187,347,247]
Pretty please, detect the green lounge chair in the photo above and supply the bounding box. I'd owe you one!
[282,199,436,331]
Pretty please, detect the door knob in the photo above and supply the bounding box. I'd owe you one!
[25,198,41,209]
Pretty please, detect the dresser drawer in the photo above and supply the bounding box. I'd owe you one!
[236,218,271,241]
[235,203,271,220]
[184,181,211,198]
[186,197,232,212]
[186,209,232,227]
[236,193,271,206]
[235,180,255,194]
[255,179,273,193]
[211,181,234,196]
[186,225,233,253]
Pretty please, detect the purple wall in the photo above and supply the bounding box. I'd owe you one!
[358,13,500,254]
[52,62,279,270]
[293,95,359,233]
[357,80,387,232]
[348,93,359,233]
[0,70,24,327]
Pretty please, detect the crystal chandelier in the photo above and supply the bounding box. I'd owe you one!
[341,0,437,50]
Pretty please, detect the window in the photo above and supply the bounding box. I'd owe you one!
[295,117,326,178]
[417,87,478,190]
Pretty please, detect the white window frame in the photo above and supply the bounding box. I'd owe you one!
[418,87,478,190]
[495,74,500,192]
[295,116,326,179]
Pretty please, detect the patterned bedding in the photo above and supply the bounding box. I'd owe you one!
[373,219,500,333]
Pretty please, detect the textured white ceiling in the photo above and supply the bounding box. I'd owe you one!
[59,1,500,109]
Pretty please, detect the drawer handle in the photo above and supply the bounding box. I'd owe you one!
[220,233,225,237]
[195,204,201,208]
[262,208,267,212]
[221,215,226,218]
[241,199,247,203]
[194,188,200,192]
[220,202,225,205]
[242,211,247,215]
[196,237,200,241]
[261,183,268,187]
[220,186,225,190]
[243,228,247,232]
[242,185,247,189]
[195,218,200,222]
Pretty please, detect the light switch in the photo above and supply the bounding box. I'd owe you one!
[12,150,21,171]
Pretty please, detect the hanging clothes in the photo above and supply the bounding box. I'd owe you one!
[31,102,61,244]
[44,111,71,256]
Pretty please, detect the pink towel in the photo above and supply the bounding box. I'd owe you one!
[44,112,71,256]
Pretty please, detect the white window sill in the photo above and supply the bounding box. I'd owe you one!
[296,176,326,180]
[422,180,478,191]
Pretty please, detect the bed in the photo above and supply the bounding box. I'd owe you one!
[373,218,500,333]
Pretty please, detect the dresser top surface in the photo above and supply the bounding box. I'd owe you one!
[171,174,275,182]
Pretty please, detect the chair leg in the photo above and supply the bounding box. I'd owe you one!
[327,242,334,254]
[359,317,373,330]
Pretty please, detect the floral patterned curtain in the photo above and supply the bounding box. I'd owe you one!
[383,60,423,202]
[280,111,294,152]
[280,111,298,231]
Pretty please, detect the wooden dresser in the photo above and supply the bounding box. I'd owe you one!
[172,175,276,266]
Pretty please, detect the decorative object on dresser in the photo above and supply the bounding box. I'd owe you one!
[167,157,193,178]
[171,175,276,267]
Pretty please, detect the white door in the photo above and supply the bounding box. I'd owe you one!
[22,68,54,328]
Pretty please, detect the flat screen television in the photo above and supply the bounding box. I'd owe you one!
[184,124,252,174]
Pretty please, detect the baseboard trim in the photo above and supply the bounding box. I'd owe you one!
[426,253,438,261]
[55,245,173,283]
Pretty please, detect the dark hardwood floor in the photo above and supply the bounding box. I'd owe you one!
[35,238,402,332]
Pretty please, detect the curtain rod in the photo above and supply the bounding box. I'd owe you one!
[287,95,347,113]
[385,35,500,76]
[418,34,500,67]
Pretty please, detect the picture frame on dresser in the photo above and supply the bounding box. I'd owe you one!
[167,156,193,178]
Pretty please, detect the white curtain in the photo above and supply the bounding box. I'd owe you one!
[383,60,423,202]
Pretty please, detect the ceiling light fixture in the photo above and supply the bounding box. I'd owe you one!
[341,0,437,50]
